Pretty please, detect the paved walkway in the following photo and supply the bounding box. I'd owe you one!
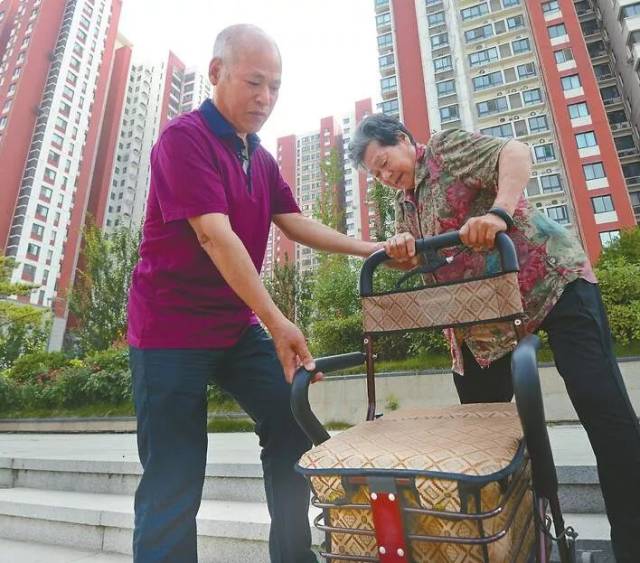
[0,424,597,467]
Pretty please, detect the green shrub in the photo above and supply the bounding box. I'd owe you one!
[0,374,19,414]
[7,351,72,384]
[84,347,129,373]
[310,315,363,357]
[83,368,132,404]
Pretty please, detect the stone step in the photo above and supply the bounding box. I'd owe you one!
[0,487,322,562]
[0,454,606,514]
[0,488,613,562]
[0,538,130,562]
[0,456,266,503]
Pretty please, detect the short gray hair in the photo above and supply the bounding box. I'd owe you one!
[348,113,415,168]
[212,24,280,65]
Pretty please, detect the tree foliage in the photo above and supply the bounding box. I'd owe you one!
[315,147,345,233]
[0,255,49,370]
[369,179,395,242]
[68,221,140,355]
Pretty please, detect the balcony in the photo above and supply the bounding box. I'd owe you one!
[625,175,640,188]
[602,95,622,106]
[374,0,389,13]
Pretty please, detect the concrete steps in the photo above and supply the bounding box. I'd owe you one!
[0,430,614,561]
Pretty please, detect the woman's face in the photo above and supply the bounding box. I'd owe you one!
[362,134,417,190]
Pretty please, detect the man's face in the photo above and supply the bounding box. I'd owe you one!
[362,136,417,190]
[210,43,281,135]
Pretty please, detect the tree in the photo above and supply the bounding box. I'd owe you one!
[596,227,640,268]
[369,179,395,242]
[315,147,345,233]
[0,255,49,370]
[595,227,640,344]
[68,221,140,355]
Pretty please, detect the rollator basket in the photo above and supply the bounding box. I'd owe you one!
[291,232,576,563]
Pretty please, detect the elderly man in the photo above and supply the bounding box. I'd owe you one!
[127,25,380,563]
[349,113,640,563]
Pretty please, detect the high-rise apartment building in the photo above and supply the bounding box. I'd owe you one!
[0,0,123,348]
[374,0,637,260]
[101,53,212,232]
[266,99,373,278]
[591,0,640,220]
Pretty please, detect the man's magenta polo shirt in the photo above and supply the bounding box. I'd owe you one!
[127,100,300,349]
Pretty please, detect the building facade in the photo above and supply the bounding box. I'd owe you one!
[101,53,212,233]
[374,0,637,259]
[0,0,124,348]
[266,99,374,278]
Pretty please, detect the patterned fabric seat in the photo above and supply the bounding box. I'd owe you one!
[297,403,535,562]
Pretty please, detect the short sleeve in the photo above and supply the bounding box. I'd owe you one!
[269,160,300,216]
[152,124,228,223]
[429,129,510,194]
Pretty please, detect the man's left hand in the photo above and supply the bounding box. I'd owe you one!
[460,214,507,251]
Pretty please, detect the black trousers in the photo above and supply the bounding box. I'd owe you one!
[130,325,316,563]
[453,279,640,563]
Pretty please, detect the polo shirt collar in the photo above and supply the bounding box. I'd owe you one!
[199,98,261,156]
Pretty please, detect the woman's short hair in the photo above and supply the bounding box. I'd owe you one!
[348,113,415,168]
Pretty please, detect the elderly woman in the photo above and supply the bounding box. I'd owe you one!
[349,113,640,563]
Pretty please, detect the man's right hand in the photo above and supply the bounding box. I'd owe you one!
[268,317,321,384]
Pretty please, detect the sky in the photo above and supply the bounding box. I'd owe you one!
[118,0,381,153]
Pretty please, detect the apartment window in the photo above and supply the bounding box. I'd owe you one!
[376,12,391,27]
[472,71,503,91]
[43,168,56,183]
[503,0,520,6]
[465,24,493,42]
[512,38,531,54]
[0,116,7,131]
[480,123,513,138]
[40,186,53,201]
[31,223,44,239]
[77,29,87,43]
[517,63,536,78]
[477,96,508,117]
[561,74,581,91]
[469,47,499,67]
[541,174,562,193]
[35,204,48,219]
[621,3,640,19]
[506,15,525,30]
[47,151,60,166]
[528,115,549,133]
[461,3,489,20]
[380,76,397,93]
[436,79,456,97]
[380,98,399,114]
[22,264,36,281]
[568,101,589,119]
[523,88,542,105]
[377,33,392,49]
[542,1,560,14]
[55,117,67,132]
[379,53,394,69]
[534,143,556,162]
[62,85,74,100]
[554,48,574,64]
[27,243,40,258]
[428,11,445,26]
[431,32,449,48]
[440,104,459,122]
[434,55,453,73]
[599,230,620,247]
[576,131,597,149]
[591,195,614,214]
[72,42,83,57]
[548,23,567,39]
[583,162,606,181]
[547,205,569,224]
